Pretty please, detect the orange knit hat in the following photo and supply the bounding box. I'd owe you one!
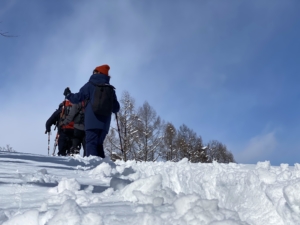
[93,64,110,75]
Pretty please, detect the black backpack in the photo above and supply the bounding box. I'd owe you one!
[90,82,115,117]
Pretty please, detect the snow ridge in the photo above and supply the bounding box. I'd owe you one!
[1,152,300,224]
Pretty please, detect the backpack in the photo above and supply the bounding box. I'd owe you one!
[90,82,115,117]
[59,100,74,129]
[74,101,86,125]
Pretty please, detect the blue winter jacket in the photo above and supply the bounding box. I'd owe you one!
[66,74,120,132]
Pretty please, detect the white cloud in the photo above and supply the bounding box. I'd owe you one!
[236,131,278,163]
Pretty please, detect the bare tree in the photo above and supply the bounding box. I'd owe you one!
[135,101,164,162]
[206,140,235,163]
[104,128,122,161]
[190,136,207,163]
[162,122,178,161]
[0,144,16,152]
[176,124,205,162]
[118,91,139,161]
[0,22,17,37]
[176,124,193,160]
[103,91,237,164]
[104,91,139,161]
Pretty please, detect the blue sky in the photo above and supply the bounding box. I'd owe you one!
[1,0,300,165]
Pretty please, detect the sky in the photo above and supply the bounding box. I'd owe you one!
[1,151,300,225]
[1,0,300,165]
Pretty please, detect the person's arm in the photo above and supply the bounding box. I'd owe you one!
[66,83,90,104]
[45,109,60,133]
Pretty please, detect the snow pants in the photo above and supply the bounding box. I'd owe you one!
[58,129,73,156]
[71,128,86,157]
[85,129,106,158]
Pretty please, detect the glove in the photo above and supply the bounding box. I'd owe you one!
[63,87,71,97]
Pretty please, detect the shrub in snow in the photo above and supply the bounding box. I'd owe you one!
[0,144,15,152]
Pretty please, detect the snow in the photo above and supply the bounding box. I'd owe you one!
[0,152,300,224]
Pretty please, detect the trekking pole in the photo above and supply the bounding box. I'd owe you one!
[115,113,124,153]
[47,132,50,156]
[52,132,59,156]
[54,123,57,131]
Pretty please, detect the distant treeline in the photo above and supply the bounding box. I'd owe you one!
[104,91,235,163]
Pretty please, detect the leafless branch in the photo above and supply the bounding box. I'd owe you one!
[0,21,18,37]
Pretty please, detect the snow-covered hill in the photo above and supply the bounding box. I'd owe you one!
[0,151,299,225]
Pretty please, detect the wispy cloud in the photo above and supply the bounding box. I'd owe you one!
[236,131,278,164]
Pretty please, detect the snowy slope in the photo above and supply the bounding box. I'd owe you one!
[0,152,300,225]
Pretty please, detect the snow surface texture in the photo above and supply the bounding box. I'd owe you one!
[0,152,300,224]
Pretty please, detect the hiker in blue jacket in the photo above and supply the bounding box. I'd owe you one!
[63,64,120,158]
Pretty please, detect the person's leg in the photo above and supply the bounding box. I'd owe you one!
[97,130,105,158]
[82,131,86,157]
[97,144,105,158]
[64,129,74,155]
[71,129,82,155]
[75,129,85,155]
[85,129,100,156]
[57,131,68,156]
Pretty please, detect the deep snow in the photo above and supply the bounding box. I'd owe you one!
[0,151,300,225]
